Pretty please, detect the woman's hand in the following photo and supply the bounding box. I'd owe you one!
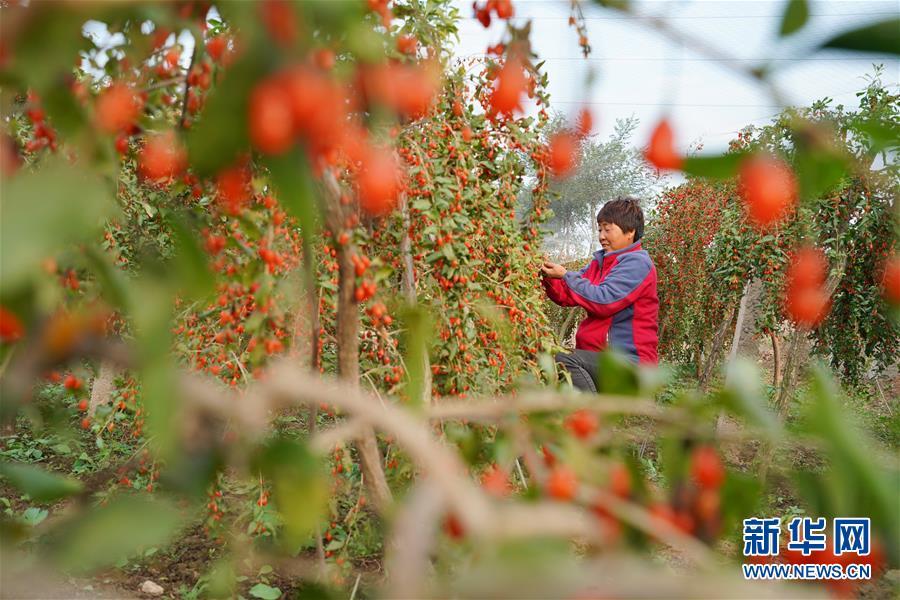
[540,261,566,279]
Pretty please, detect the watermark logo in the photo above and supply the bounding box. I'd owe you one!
[741,516,873,582]
[834,518,870,557]
[787,517,827,556]
[742,517,781,557]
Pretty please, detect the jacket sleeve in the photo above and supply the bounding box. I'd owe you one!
[541,262,591,307]
[562,253,653,318]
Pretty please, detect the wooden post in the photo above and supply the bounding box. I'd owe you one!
[399,191,432,404]
[716,280,751,433]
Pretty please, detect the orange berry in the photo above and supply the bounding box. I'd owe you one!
[738,155,798,227]
[644,119,682,170]
[785,287,831,328]
[397,35,418,55]
[689,446,725,490]
[95,83,141,134]
[576,107,593,136]
[314,48,335,71]
[564,409,598,440]
[880,254,900,304]
[357,146,401,216]
[138,131,187,182]
[786,246,827,289]
[443,512,465,539]
[546,466,578,501]
[206,36,226,62]
[609,462,631,498]
[248,77,295,155]
[480,464,512,498]
[0,306,24,343]
[489,56,526,117]
[64,374,82,391]
[547,131,578,178]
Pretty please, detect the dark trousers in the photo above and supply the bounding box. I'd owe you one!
[554,350,601,393]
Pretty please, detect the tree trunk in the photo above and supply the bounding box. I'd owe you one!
[760,254,847,481]
[323,172,392,510]
[727,280,752,363]
[88,361,116,416]
[399,192,432,404]
[769,329,782,389]
[758,326,804,482]
[699,304,736,392]
[774,255,847,418]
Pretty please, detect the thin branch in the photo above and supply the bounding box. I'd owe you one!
[178,47,196,130]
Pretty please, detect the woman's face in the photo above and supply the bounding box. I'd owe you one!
[598,221,635,251]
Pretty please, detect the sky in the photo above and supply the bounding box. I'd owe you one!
[84,0,899,157]
[451,0,899,154]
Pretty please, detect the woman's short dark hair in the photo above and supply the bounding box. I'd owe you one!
[596,197,644,242]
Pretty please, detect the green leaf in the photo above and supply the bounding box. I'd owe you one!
[594,349,640,396]
[84,245,132,311]
[779,0,809,36]
[324,538,344,551]
[264,151,321,241]
[0,158,117,292]
[11,6,89,94]
[205,556,237,599]
[169,214,214,300]
[251,437,327,551]
[48,494,185,572]
[21,507,48,527]
[158,448,224,500]
[794,145,847,201]
[0,461,83,502]
[821,18,900,55]
[249,583,282,600]
[719,471,762,537]
[800,364,900,562]
[186,47,266,176]
[399,303,432,409]
[719,359,781,436]
[42,83,86,137]
[681,153,746,180]
[856,119,900,154]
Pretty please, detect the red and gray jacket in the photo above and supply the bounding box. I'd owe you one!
[542,240,659,365]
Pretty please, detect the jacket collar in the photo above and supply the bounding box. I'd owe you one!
[593,240,642,261]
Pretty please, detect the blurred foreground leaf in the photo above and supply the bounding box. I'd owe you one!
[9,5,88,94]
[682,153,746,180]
[264,151,321,241]
[821,18,900,55]
[595,350,640,396]
[800,364,900,563]
[0,158,117,292]
[779,0,809,37]
[169,214,215,300]
[720,359,781,436]
[187,44,266,176]
[48,494,186,572]
[794,143,848,201]
[0,461,83,503]
[252,437,328,551]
